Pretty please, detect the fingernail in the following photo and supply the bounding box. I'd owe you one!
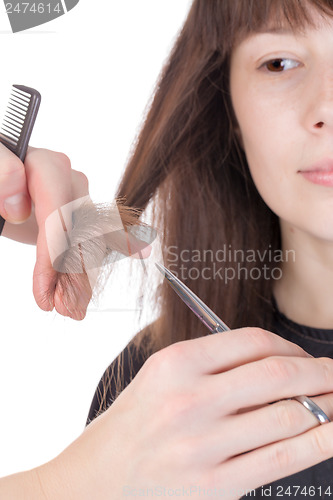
[4,193,27,222]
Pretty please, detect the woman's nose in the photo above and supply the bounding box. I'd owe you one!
[306,67,333,132]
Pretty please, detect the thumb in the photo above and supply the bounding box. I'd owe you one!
[3,192,31,224]
[0,143,31,223]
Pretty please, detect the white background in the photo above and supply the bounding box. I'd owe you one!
[0,0,191,477]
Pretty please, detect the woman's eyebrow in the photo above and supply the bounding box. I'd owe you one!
[240,26,309,51]
[255,22,327,37]
[255,26,300,35]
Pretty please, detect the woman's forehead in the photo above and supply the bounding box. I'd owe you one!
[235,1,332,31]
[232,3,333,49]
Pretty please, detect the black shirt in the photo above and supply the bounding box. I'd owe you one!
[87,302,333,499]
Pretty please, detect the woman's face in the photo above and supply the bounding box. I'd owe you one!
[230,7,333,242]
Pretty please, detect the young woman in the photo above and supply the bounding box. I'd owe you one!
[2,0,333,498]
[83,0,333,497]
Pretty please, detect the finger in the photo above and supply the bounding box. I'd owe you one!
[70,168,90,200]
[204,395,333,464]
[48,170,92,320]
[0,142,31,223]
[214,417,333,496]
[53,169,100,318]
[1,202,39,244]
[25,148,74,222]
[24,148,89,319]
[179,327,313,375]
[212,356,333,415]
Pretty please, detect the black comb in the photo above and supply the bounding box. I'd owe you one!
[0,84,41,235]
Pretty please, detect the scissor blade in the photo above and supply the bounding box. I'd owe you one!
[155,262,230,333]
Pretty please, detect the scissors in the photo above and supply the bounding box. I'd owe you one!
[155,262,230,334]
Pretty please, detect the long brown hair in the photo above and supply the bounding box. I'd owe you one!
[95,0,333,413]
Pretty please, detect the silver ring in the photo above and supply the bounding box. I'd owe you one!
[293,395,331,425]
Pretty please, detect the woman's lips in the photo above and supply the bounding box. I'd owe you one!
[299,158,333,186]
[300,170,333,186]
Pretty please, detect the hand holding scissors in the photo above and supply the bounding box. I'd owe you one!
[156,262,330,425]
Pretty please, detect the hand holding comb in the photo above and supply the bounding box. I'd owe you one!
[0,84,41,235]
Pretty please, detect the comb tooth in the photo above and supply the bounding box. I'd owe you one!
[0,85,28,149]
[4,111,24,127]
[1,126,18,138]
[8,97,29,109]
[9,99,28,113]
[6,108,24,119]
[7,105,26,119]
[3,123,22,138]
[7,102,26,114]
[12,88,29,98]
[9,97,29,111]
[1,128,19,141]
[4,113,24,128]
[0,128,18,143]
[12,86,31,99]
[1,124,20,138]
[0,132,17,146]
[0,84,41,162]
[0,128,17,142]
[2,122,21,136]
[3,117,22,130]
[12,88,30,100]
[11,89,30,103]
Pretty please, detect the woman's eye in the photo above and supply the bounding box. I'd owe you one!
[261,58,300,73]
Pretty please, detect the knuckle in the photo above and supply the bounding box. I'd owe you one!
[275,402,302,433]
[26,148,72,172]
[142,350,159,373]
[0,157,23,178]
[311,427,331,456]
[244,327,276,352]
[319,357,333,387]
[141,349,195,418]
[142,342,189,388]
[75,170,89,190]
[263,356,296,383]
[326,394,333,418]
[158,341,188,365]
[269,441,295,472]
[53,151,72,169]
[143,345,178,375]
